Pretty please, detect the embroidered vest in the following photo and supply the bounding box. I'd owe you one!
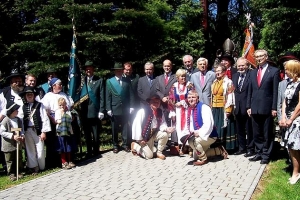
[141,106,163,142]
[23,101,42,135]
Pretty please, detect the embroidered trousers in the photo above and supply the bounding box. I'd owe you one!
[132,131,168,159]
[25,128,45,170]
[188,136,216,161]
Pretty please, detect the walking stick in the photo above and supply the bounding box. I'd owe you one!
[11,128,22,181]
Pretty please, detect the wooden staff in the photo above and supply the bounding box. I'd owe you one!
[11,128,22,181]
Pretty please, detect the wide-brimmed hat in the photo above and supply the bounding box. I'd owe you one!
[6,68,25,83]
[220,54,235,64]
[6,101,20,117]
[146,94,161,103]
[278,52,299,65]
[20,86,38,96]
[112,62,123,70]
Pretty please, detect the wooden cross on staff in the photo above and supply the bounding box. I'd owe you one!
[11,127,22,181]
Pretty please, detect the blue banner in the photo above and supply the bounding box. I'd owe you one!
[68,28,88,106]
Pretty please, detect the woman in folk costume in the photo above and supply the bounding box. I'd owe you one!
[211,64,237,151]
[168,69,194,154]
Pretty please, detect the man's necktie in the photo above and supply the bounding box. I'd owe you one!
[226,69,232,79]
[200,73,205,87]
[238,74,244,91]
[164,75,169,85]
[257,67,262,86]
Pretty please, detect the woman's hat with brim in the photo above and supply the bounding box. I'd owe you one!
[220,54,235,64]
[6,101,20,117]
[146,94,161,103]
[278,52,299,65]
[112,62,123,70]
[20,86,38,97]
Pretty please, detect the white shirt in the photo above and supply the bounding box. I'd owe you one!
[189,103,214,141]
[0,117,24,139]
[0,93,7,116]
[27,102,51,133]
[41,92,74,118]
[132,108,167,141]
[11,89,24,119]
[257,63,268,82]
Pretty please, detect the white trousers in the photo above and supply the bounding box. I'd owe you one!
[188,136,216,161]
[25,128,45,170]
[133,131,168,159]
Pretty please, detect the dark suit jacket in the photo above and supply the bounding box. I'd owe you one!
[232,71,251,116]
[124,74,139,107]
[106,76,133,116]
[137,75,157,106]
[81,75,105,118]
[247,65,279,115]
[156,73,176,99]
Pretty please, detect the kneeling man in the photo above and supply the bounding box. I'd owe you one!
[131,95,175,160]
[186,90,228,166]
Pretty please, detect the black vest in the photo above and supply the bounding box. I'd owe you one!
[23,101,43,135]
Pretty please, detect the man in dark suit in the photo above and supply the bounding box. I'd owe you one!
[80,61,105,156]
[246,49,280,164]
[123,62,139,146]
[220,54,237,80]
[106,63,134,153]
[156,59,176,126]
[137,62,157,107]
[182,55,199,81]
[232,57,254,156]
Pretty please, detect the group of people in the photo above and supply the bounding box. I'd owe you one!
[0,50,299,185]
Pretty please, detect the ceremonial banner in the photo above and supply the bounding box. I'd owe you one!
[68,22,88,106]
[242,13,256,68]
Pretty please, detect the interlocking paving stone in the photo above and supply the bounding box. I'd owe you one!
[0,151,265,200]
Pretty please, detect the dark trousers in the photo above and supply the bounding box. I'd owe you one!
[82,118,101,155]
[4,150,23,175]
[45,122,61,169]
[235,113,254,152]
[110,115,128,149]
[252,114,274,161]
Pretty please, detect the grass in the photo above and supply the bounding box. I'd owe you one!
[252,147,300,200]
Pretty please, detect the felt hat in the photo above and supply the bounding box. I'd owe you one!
[83,60,94,69]
[112,62,123,70]
[220,54,235,64]
[278,52,299,65]
[20,86,37,96]
[6,101,20,117]
[146,94,161,103]
[6,68,25,83]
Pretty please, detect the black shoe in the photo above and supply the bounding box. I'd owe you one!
[249,155,262,162]
[244,151,256,158]
[260,160,269,164]
[123,146,131,153]
[233,150,247,155]
[113,148,119,154]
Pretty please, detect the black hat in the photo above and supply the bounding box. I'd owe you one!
[6,101,20,117]
[112,62,123,70]
[6,68,25,83]
[146,94,161,103]
[220,54,235,64]
[278,52,299,65]
[20,86,37,96]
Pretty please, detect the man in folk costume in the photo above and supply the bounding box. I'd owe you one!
[21,86,51,174]
[185,90,228,166]
[80,61,105,157]
[131,95,175,160]
[106,62,134,153]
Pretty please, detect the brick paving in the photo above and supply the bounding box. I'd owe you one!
[0,150,265,200]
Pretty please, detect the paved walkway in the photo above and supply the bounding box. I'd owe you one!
[0,150,265,200]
